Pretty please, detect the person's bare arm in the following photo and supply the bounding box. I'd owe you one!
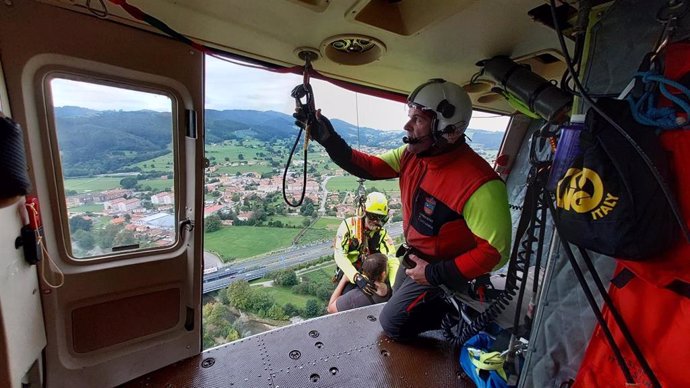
[327,276,349,313]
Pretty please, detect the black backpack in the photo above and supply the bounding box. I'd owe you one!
[554,98,678,260]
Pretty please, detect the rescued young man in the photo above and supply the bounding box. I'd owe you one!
[295,79,512,340]
[333,191,400,296]
[327,253,392,313]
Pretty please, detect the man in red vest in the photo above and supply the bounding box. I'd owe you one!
[295,79,512,340]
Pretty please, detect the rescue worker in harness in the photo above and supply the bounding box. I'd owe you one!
[295,79,511,340]
[333,192,400,296]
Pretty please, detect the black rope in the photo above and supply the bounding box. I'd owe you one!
[577,246,661,388]
[281,131,308,207]
[529,188,548,320]
[445,146,549,346]
[546,199,637,385]
[282,57,315,207]
[0,117,31,199]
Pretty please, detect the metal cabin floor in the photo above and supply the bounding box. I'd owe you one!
[123,304,475,388]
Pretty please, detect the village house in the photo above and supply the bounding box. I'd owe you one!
[96,188,133,202]
[104,198,141,213]
[237,211,254,221]
[150,191,174,205]
[204,204,224,218]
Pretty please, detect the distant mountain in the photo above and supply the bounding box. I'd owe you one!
[53,107,504,176]
[53,106,101,118]
[205,109,403,146]
[466,129,505,150]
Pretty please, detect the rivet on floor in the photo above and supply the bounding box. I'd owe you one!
[289,350,301,360]
[201,358,215,368]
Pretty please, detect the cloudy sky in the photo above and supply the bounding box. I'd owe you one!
[50,55,510,132]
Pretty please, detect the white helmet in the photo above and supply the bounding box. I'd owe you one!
[407,79,472,140]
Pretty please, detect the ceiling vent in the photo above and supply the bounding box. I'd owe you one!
[346,0,475,36]
[320,34,386,66]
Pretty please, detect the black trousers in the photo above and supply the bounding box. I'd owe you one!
[379,265,453,340]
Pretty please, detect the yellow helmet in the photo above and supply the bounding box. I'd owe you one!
[365,192,389,216]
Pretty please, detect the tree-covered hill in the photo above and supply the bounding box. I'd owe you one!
[54,107,505,177]
[55,107,172,176]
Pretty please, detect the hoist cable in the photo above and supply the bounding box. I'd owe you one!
[281,131,308,207]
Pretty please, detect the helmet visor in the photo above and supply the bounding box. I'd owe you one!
[365,212,386,223]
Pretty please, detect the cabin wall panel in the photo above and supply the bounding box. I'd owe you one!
[0,200,46,388]
[71,288,180,353]
[0,1,205,387]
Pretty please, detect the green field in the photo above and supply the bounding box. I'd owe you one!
[300,263,337,284]
[138,178,174,191]
[326,176,399,192]
[298,228,335,244]
[253,285,315,309]
[266,215,310,227]
[68,203,104,213]
[298,217,341,244]
[132,153,174,172]
[64,177,123,193]
[312,217,341,229]
[215,164,275,175]
[204,226,299,261]
[206,143,267,161]
[64,176,173,194]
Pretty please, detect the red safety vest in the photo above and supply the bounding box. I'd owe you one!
[400,143,498,267]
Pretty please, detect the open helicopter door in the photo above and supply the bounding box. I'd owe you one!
[0,2,204,387]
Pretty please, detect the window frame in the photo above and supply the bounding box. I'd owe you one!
[42,70,188,264]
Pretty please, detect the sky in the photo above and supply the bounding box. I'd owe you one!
[50,55,511,132]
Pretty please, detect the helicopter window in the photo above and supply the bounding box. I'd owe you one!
[48,77,177,259]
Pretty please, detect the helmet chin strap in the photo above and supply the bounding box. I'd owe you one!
[419,131,465,157]
[416,116,448,156]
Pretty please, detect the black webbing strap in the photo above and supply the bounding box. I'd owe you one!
[547,200,661,388]
[610,267,635,289]
[510,167,541,333]
[577,247,660,388]
[668,280,690,299]
[612,266,690,299]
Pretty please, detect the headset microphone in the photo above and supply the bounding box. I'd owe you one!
[402,134,430,144]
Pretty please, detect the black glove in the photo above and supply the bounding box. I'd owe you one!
[396,243,417,269]
[353,273,376,296]
[425,260,468,291]
[293,108,335,146]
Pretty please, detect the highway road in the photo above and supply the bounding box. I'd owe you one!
[203,221,402,293]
